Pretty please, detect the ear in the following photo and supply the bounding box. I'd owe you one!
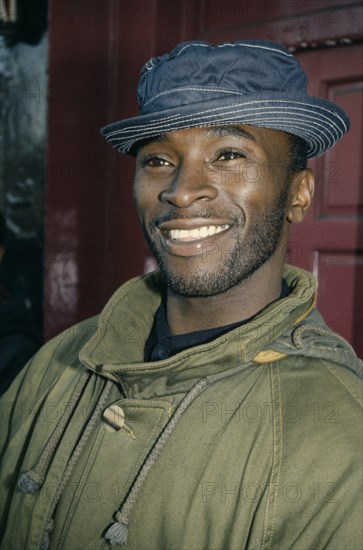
[287,168,315,224]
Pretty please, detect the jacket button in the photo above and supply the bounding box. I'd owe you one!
[102,404,125,432]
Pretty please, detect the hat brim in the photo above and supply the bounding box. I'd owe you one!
[100,95,350,159]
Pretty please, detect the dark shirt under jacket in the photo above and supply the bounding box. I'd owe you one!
[144,279,290,361]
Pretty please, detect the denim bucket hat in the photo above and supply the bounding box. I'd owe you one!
[100,40,350,159]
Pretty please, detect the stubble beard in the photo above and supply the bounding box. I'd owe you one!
[142,185,289,298]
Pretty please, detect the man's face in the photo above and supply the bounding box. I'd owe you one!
[133,125,292,297]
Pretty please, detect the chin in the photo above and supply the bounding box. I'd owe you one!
[159,263,253,298]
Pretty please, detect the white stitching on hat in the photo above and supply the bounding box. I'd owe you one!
[105,101,347,141]
[110,114,329,153]
[106,118,338,151]
[218,43,293,57]
[175,42,292,57]
[103,96,348,161]
[107,112,336,147]
[109,114,326,157]
[248,119,326,153]
[143,87,253,107]
[176,43,212,56]
[107,99,348,135]
[143,42,293,76]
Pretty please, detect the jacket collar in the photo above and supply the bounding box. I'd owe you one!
[79,265,316,397]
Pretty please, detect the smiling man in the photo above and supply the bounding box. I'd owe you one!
[1,41,362,550]
[133,125,307,335]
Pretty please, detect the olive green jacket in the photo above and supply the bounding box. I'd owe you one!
[1,266,362,550]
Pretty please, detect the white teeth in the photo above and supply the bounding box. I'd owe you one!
[168,225,230,241]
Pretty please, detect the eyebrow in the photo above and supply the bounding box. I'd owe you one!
[140,134,167,146]
[204,125,256,141]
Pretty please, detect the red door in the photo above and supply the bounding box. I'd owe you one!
[289,45,363,356]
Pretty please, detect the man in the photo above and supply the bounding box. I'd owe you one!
[1,40,362,550]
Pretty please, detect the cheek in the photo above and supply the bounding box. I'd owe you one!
[133,181,160,225]
[133,177,150,205]
[224,185,263,214]
[133,185,148,225]
[244,158,285,185]
[239,165,286,208]
[223,161,275,202]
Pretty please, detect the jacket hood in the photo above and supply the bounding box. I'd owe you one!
[258,307,362,378]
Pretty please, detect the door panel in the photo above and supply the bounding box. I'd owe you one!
[289,45,363,355]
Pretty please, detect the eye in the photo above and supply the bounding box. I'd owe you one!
[141,155,172,168]
[217,149,246,161]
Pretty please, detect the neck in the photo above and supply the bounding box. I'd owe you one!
[166,260,285,336]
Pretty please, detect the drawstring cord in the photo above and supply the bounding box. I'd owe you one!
[292,323,355,353]
[39,379,114,550]
[292,324,362,378]
[18,373,208,548]
[18,371,92,494]
[104,376,208,547]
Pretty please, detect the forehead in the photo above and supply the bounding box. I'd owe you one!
[136,124,291,155]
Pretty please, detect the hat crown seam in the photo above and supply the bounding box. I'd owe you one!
[174,41,293,59]
[143,86,260,107]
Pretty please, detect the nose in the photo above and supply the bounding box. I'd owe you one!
[159,162,218,208]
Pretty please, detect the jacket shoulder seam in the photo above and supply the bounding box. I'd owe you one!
[321,359,362,407]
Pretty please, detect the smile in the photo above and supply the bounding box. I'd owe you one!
[156,219,234,258]
[167,224,230,241]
